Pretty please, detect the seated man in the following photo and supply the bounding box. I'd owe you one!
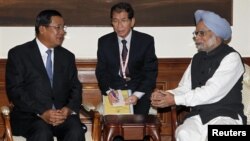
[151,10,247,141]
[95,2,158,115]
[5,9,85,141]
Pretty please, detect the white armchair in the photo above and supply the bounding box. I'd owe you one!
[242,64,250,124]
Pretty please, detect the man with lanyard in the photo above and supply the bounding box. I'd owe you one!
[95,2,158,115]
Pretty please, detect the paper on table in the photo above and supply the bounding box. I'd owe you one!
[103,89,134,115]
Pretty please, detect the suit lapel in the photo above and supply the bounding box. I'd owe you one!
[29,40,49,76]
[53,47,62,88]
[29,39,53,88]
[110,33,120,68]
[128,31,137,68]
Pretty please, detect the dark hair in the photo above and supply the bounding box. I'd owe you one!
[35,9,62,35]
[110,2,134,19]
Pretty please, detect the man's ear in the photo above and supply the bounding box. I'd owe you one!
[131,17,135,28]
[39,26,46,34]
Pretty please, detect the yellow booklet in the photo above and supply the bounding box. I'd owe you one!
[103,89,134,115]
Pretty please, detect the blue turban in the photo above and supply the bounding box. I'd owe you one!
[194,10,232,40]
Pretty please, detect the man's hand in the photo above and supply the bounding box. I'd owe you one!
[40,107,72,126]
[60,107,72,117]
[151,90,175,108]
[108,90,119,104]
[125,95,138,105]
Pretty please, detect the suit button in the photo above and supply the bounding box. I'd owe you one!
[125,84,127,87]
[52,97,55,100]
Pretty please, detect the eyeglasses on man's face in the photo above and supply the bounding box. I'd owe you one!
[193,30,211,38]
[46,25,67,32]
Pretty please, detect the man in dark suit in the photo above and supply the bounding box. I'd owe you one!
[95,2,158,115]
[5,10,85,141]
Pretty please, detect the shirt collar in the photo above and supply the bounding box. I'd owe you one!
[118,30,132,45]
[36,38,54,54]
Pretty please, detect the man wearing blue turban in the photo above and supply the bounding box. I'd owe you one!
[151,10,247,141]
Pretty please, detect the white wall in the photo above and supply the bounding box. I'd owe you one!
[0,0,249,59]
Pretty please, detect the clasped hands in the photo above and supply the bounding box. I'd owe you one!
[40,107,71,126]
[151,90,175,108]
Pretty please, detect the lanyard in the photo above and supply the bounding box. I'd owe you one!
[119,51,129,79]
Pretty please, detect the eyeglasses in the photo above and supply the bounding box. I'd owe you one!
[193,30,211,38]
[46,25,67,32]
[112,19,130,26]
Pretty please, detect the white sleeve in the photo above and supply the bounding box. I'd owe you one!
[173,52,244,106]
[168,63,192,96]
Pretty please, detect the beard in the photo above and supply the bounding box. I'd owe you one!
[195,35,217,52]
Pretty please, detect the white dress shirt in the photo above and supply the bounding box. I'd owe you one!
[170,52,244,106]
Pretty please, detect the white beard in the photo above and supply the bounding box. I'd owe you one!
[196,35,217,52]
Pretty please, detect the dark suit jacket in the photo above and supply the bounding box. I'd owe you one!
[6,39,82,134]
[95,30,158,104]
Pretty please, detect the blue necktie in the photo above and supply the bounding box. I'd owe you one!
[46,49,53,85]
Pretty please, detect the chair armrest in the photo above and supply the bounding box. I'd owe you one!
[1,106,14,141]
[170,105,190,141]
[80,104,102,141]
[92,110,102,141]
[170,106,177,141]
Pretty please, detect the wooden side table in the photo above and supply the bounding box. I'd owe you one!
[103,115,161,141]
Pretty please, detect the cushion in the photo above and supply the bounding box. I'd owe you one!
[243,64,250,86]
[242,64,250,124]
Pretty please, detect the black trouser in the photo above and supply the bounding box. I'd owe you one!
[24,115,85,141]
[133,94,151,115]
